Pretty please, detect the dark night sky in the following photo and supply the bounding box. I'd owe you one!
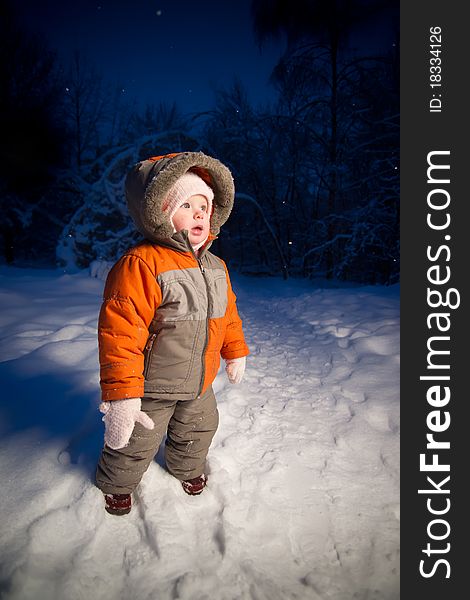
[13,0,285,114]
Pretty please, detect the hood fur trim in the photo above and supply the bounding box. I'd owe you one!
[125,152,235,242]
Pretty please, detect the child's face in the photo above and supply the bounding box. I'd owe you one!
[172,194,210,247]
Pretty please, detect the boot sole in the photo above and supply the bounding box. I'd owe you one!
[182,487,205,496]
[105,506,131,516]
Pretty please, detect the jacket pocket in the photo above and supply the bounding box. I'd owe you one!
[143,333,157,379]
[209,271,228,318]
[144,320,202,391]
[157,274,202,322]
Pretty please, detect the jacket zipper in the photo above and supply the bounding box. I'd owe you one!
[162,232,211,397]
[143,333,157,379]
[196,255,210,397]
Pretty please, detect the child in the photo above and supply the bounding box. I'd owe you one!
[95,151,249,515]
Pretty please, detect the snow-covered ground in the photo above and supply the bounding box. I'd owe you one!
[0,265,399,600]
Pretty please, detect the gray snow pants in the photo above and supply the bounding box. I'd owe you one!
[95,387,219,495]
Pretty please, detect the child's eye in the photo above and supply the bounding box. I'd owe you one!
[181,202,190,209]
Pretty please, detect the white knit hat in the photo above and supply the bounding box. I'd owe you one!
[162,171,214,222]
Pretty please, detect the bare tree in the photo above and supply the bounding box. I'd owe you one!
[251,0,398,279]
[0,1,66,263]
[61,51,110,172]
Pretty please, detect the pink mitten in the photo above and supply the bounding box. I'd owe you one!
[225,356,246,384]
[99,397,154,450]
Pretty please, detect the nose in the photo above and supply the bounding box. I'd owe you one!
[194,208,205,219]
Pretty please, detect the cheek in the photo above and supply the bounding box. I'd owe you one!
[172,212,188,230]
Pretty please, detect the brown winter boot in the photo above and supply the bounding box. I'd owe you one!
[104,493,132,515]
[181,474,207,496]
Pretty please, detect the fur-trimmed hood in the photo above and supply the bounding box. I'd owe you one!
[125,151,235,243]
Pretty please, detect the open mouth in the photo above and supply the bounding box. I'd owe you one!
[191,225,204,234]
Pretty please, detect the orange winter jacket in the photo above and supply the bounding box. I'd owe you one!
[98,235,249,401]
